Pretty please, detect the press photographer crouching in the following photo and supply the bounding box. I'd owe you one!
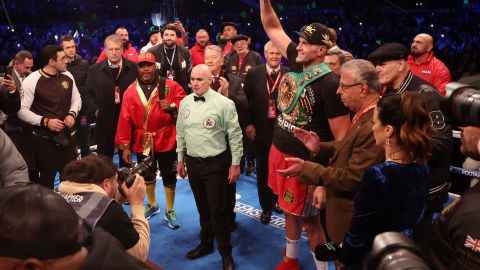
[57,154,150,261]
[0,183,152,270]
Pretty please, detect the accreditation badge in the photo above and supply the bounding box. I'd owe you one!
[167,69,175,80]
[114,86,121,104]
[268,99,277,119]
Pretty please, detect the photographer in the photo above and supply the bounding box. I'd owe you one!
[57,154,150,262]
[429,126,480,269]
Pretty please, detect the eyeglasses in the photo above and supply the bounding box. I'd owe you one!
[339,82,364,90]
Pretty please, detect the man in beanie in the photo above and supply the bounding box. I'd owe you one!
[141,30,160,53]
[115,52,186,226]
[368,42,453,254]
[0,183,152,270]
[260,1,350,269]
[218,22,238,63]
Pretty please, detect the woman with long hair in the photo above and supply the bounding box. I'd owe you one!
[341,92,435,269]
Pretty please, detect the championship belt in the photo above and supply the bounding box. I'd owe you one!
[277,63,331,126]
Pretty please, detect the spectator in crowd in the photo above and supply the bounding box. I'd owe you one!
[97,26,139,63]
[225,34,263,81]
[17,44,81,189]
[341,92,434,269]
[141,30,160,53]
[328,28,353,62]
[243,40,288,224]
[148,25,192,94]
[190,29,211,67]
[218,22,238,64]
[115,52,186,226]
[408,33,451,95]
[368,42,453,254]
[84,35,138,163]
[61,35,91,157]
[3,50,35,181]
[0,183,152,270]
[324,50,345,76]
[58,154,150,261]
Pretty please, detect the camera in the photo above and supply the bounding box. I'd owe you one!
[445,82,480,127]
[117,156,153,188]
[365,232,430,270]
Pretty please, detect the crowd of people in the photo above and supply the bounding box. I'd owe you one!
[1,0,480,270]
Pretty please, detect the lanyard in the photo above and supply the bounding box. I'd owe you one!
[164,46,176,68]
[349,102,377,130]
[266,68,282,98]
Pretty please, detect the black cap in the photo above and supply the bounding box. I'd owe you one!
[220,22,238,33]
[230,34,249,44]
[368,43,409,64]
[294,23,333,48]
[0,184,82,260]
[149,30,159,38]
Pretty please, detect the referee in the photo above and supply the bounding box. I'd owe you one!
[176,64,242,270]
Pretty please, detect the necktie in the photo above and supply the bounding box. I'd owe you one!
[194,96,205,102]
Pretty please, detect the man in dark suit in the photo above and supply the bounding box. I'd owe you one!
[204,44,248,232]
[243,41,287,224]
[5,50,35,180]
[84,35,138,160]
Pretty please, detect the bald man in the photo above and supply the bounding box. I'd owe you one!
[408,33,451,95]
[190,29,211,67]
[176,65,242,269]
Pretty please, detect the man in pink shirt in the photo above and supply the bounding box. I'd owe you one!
[408,33,451,95]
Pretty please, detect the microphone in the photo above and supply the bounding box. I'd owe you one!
[315,242,342,261]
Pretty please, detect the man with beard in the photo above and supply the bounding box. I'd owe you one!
[61,36,90,157]
[116,52,186,225]
[190,29,211,67]
[148,25,192,94]
[97,27,139,63]
[260,0,351,269]
[219,22,238,65]
[18,45,81,188]
[408,33,451,95]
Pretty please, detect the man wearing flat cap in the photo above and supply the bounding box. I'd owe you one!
[225,34,263,81]
[368,42,453,254]
[260,0,350,269]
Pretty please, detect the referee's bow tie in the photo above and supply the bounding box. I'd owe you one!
[194,96,205,102]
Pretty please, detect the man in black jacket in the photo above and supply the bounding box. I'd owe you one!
[148,24,192,94]
[61,35,90,157]
[84,35,138,161]
[243,40,288,224]
[368,42,453,252]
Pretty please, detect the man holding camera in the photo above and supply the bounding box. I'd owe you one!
[57,154,150,262]
[17,44,81,189]
[116,51,186,226]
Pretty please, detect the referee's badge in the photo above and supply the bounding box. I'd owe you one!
[183,109,190,119]
[61,81,70,89]
[203,117,216,129]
